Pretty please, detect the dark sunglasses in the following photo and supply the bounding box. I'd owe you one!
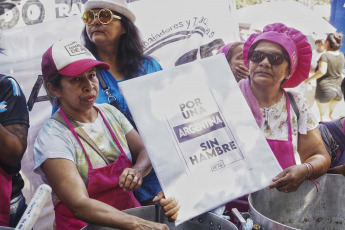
[82,8,121,25]
[248,50,287,66]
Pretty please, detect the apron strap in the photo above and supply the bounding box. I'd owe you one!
[284,91,293,142]
[94,106,127,154]
[287,91,299,121]
[52,111,111,165]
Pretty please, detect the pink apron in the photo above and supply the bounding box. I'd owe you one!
[226,91,296,222]
[266,91,296,169]
[0,167,12,227]
[54,107,140,230]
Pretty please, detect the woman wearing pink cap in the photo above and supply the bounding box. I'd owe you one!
[217,42,249,82]
[240,23,330,185]
[227,23,331,219]
[34,39,177,230]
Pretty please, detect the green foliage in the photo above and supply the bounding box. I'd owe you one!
[235,0,331,9]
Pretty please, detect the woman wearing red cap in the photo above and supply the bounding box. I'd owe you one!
[34,39,177,230]
[227,23,331,219]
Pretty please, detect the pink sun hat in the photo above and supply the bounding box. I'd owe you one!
[41,38,110,79]
[243,23,312,88]
[217,43,235,56]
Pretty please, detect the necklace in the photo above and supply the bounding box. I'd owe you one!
[60,107,75,121]
[249,82,283,131]
[65,113,75,121]
[263,107,272,131]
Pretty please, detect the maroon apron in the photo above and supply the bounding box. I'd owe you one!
[0,167,12,227]
[54,107,140,230]
[227,91,296,221]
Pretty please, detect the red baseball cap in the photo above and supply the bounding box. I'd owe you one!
[41,38,110,79]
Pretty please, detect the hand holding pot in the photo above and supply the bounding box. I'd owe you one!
[266,164,309,193]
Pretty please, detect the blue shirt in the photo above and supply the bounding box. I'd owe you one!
[95,56,162,117]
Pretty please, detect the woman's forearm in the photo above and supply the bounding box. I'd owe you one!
[308,70,325,81]
[302,153,331,179]
[69,197,147,229]
[132,148,152,178]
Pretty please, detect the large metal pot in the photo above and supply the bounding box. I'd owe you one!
[82,205,238,230]
[248,174,345,230]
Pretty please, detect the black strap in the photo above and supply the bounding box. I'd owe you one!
[96,70,138,130]
[287,91,299,121]
[97,69,108,91]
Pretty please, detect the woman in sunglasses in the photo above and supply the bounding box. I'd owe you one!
[305,33,344,121]
[79,0,163,206]
[226,23,330,221]
[238,23,330,194]
[34,39,177,230]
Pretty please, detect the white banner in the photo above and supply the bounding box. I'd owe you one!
[0,0,239,229]
[119,55,282,225]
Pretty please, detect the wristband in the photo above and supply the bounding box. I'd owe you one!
[303,163,311,180]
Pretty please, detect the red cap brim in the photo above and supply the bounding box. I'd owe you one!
[58,59,110,77]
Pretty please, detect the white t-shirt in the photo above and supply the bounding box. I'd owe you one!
[34,103,133,204]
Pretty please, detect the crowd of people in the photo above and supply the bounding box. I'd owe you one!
[1,0,345,229]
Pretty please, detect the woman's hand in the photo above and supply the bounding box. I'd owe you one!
[327,164,345,176]
[153,191,179,222]
[266,164,308,193]
[119,167,143,192]
[234,65,249,81]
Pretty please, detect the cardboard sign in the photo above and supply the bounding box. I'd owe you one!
[119,55,282,224]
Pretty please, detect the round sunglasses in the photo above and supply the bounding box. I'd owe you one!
[249,50,287,66]
[82,8,121,25]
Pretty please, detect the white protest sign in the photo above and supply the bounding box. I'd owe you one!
[131,0,239,69]
[0,0,239,228]
[119,55,282,224]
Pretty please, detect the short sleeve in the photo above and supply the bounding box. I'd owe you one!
[319,53,329,63]
[289,90,318,134]
[33,119,76,177]
[0,76,29,127]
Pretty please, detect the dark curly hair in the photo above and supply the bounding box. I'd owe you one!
[81,12,151,79]
[326,33,343,51]
[43,73,63,106]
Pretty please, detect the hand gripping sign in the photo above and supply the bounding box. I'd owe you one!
[118,55,282,225]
